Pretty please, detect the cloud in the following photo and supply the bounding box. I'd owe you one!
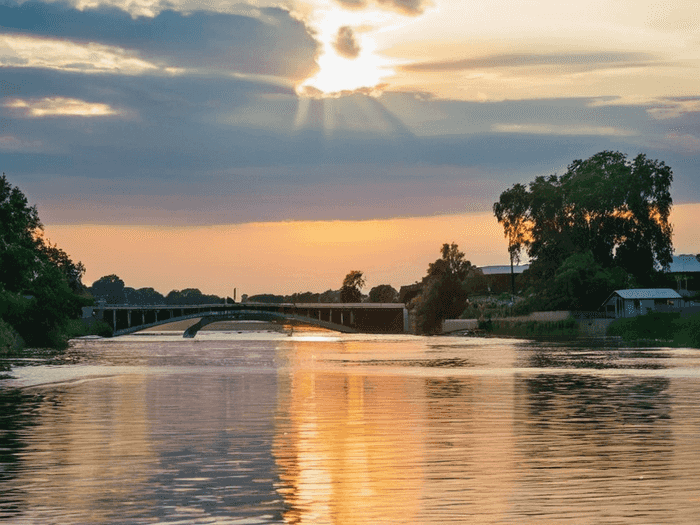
[0,34,160,74]
[334,26,361,59]
[646,99,700,120]
[0,134,44,151]
[491,123,638,137]
[376,0,429,15]
[3,97,124,118]
[0,1,320,80]
[335,0,430,15]
[402,51,658,73]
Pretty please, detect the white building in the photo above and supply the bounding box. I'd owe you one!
[602,288,683,318]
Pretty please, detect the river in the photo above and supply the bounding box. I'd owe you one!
[2,325,700,524]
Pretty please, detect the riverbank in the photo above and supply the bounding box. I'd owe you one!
[444,310,700,349]
[607,311,700,348]
[0,317,112,356]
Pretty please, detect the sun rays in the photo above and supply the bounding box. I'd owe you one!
[297,2,406,96]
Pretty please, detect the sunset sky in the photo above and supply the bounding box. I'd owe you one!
[2,0,699,296]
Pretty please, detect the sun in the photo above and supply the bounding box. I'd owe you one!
[297,4,400,96]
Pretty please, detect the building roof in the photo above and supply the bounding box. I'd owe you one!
[613,288,682,300]
[667,254,700,273]
[479,264,529,275]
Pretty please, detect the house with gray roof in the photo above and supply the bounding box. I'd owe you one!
[602,288,683,318]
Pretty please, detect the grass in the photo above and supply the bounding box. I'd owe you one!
[478,316,579,338]
[607,311,700,348]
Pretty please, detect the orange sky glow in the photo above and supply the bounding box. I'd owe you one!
[44,203,700,297]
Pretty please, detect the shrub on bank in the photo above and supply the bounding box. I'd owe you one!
[672,312,700,348]
[607,311,700,348]
[0,318,25,356]
[607,311,681,342]
[478,316,578,338]
[61,319,113,340]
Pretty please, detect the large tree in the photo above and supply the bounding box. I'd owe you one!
[340,270,366,302]
[413,243,483,334]
[493,151,674,307]
[1,173,89,348]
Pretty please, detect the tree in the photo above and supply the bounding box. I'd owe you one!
[1,173,90,348]
[91,275,126,304]
[340,270,365,302]
[368,284,398,303]
[414,243,482,334]
[494,151,674,307]
[0,173,43,293]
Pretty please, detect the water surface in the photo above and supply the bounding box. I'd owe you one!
[2,329,700,524]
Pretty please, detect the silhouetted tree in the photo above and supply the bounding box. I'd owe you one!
[413,243,482,334]
[494,151,673,309]
[340,271,365,302]
[368,284,398,303]
[91,275,126,304]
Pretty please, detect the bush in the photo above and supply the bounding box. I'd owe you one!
[478,317,578,337]
[673,312,700,348]
[0,318,24,355]
[608,311,681,342]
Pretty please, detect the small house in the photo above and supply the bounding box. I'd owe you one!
[602,288,683,318]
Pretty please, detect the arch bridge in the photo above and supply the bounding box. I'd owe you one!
[90,302,408,337]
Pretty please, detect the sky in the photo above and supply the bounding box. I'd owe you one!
[2,0,699,296]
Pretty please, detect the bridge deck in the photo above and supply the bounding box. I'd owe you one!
[92,302,408,335]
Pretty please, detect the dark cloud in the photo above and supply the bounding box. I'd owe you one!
[402,51,659,72]
[333,26,361,59]
[335,0,429,15]
[376,0,429,15]
[0,1,320,79]
[335,0,368,9]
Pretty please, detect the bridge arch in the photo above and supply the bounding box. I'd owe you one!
[111,309,357,337]
[183,310,358,337]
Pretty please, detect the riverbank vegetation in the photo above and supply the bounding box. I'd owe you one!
[608,311,700,348]
[1,173,97,354]
[477,317,579,338]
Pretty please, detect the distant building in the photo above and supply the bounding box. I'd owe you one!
[478,264,529,294]
[601,288,683,318]
[665,254,700,293]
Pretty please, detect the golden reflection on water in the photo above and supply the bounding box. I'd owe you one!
[273,338,518,523]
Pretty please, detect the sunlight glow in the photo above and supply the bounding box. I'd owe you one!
[298,3,404,96]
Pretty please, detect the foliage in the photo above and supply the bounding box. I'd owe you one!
[90,274,126,304]
[1,173,89,349]
[368,284,398,303]
[477,317,579,338]
[340,270,365,302]
[125,287,166,305]
[0,318,24,356]
[608,311,700,348]
[674,312,700,348]
[244,294,285,303]
[61,318,113,339]
[494,151,674,309]
[413,243,483,334]
[165,288,224,305]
